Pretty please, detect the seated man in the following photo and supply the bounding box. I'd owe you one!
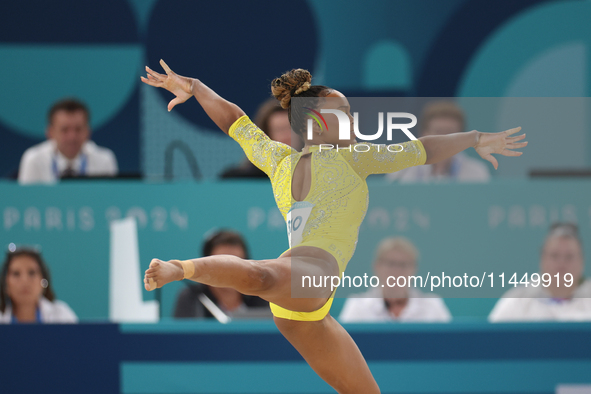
[18,98,118,184]
[386,101,490,183]
[339,237,451,323]
[174,229,271,319]
[489,223,591,322]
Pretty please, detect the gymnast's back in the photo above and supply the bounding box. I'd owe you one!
[229,115,426,272]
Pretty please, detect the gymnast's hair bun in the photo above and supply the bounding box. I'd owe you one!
[271,69,312,109]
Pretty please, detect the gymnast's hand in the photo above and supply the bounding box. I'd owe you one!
[474,127,527,170]
[141,59,194,112]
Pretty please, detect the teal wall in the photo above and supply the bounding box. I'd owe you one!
[2,180,589,320]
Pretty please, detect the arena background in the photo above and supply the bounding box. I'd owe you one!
[1,1,591,393]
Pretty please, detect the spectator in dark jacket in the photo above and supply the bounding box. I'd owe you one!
[173,230,270,319]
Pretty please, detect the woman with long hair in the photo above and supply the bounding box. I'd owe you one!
[0,247,77,324]
[141,60,527,393]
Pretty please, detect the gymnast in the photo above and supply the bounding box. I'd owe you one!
[142,60,527,393]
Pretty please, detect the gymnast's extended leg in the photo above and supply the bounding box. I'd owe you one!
[144,246,337,312]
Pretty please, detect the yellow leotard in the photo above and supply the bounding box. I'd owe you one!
[229,115,427,320]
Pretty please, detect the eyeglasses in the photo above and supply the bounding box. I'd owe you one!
[376,259,415,269]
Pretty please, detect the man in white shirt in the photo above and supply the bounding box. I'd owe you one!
[386,101,490,183]
[489,223,591,322]
[18,98,118,184]
[339,237,451,323]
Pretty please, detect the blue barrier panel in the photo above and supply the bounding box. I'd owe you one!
[1,322,590,394]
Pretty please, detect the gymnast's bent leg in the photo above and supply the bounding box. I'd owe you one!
[275,314,380,394]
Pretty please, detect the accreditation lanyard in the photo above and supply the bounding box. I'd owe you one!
[449,156,460,179]
[52,152,87,178]
[11,308,42,324]
[544,297,572,305]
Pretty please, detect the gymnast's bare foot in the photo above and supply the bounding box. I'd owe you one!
[144,259,184,291]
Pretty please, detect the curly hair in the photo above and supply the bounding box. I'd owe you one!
[270,68,332,136]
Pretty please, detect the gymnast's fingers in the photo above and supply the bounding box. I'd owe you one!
[483,153,498,170]
[160,59,173,75]
[168,97,184,112]
[506,141,528,149]
[508,133,526,142]
[145,66,164,80]
[504,126,522,136]
[146,73,160,82]
[500,149,523,157]
[140,76,162,87]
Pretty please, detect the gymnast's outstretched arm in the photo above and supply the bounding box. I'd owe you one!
[419,126,527,170]
[141,59,245,134]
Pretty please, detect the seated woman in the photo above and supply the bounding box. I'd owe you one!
[0,247,77,324]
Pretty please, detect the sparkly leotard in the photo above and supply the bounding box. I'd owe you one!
[229,115,427,320]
